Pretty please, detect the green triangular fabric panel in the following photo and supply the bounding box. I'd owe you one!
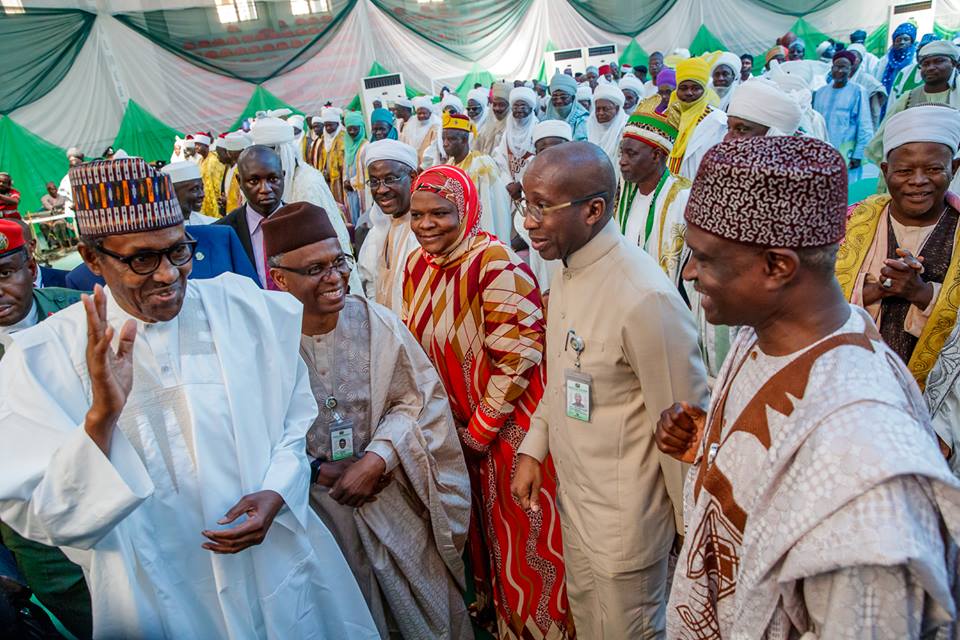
[865,23,889,58]
[0,117,69,213]
[456,64,497,96]
[689,25,727,57]
[619,39,649,68]
[790,18,831,60]
[228,85,302,131]
[113,100,184,163]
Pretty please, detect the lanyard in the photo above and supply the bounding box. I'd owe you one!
[618,171,669,246]
[303,334,343,420]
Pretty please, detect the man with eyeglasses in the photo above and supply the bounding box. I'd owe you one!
[356,139,421,313]
[0,219,92,639]
[510,142,708,638]
[263,201,471,639]
[0,157,380,639]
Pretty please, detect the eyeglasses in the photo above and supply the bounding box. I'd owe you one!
[517,191,607,223]
[95,236,197,275]
[366,175,406,190]
[272,254,355,279]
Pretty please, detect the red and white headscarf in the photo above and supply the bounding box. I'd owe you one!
[412,164,486,267]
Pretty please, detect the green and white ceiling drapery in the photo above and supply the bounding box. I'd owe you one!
[6,0,960,211]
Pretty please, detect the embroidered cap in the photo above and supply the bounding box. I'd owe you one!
[622,110,678,154]
[69,157,184,239]
[0,219,26,258]
[685,136,847,248]
[262,201,338,260]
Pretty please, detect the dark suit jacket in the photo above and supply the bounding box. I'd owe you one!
[65,224,260,290]
[39,266,69,288]
[214,205,255,269]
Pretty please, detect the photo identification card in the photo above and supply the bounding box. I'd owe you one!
[329,418,355,461]
[565,369,592,422]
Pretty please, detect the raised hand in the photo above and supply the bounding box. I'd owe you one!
[82,284,137,454]
[656,402,706,463]
[202,490,285,554]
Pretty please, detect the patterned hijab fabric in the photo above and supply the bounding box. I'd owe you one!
[69,157,183,238]
[686,136,847,248]
[412,164,483,268]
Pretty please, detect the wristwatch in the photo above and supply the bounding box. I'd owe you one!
[309,457,324,484]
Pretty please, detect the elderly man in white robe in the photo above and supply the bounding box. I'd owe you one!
[263,202,472,640]
[161,161,217,226]
[0,157,379,639]
[250,116,361,293]
[709,51,743,111]
[586,84,629,170]
[401,97,440,166]
[494,87,539,201]
[356,140,422,314]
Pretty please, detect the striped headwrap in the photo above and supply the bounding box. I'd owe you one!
[622,110,678,154]
[69,157,183,239]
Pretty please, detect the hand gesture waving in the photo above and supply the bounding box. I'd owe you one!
[82,285,137,453]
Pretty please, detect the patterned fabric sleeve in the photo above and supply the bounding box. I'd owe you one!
[466,246,546,449]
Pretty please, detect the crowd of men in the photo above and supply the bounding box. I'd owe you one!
[1,22,960,640]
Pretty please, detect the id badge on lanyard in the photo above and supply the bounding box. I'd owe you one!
[564,329,592,422]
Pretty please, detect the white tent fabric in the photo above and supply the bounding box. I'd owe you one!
[6,0,956,157]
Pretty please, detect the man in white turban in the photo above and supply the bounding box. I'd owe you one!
[619,74,645,114]
[725,78,803,140]
[476,81,511,156]
[466,87,490,131]
[162,161,216,225]
[587,84,628,167]
[219,131,253,212]
[356,140,422,314]
[709,52,743,111]
[309,108,346,204]
[576,84,593,112]
[400,96,438,166]
[422,94,465,168]
[250,117,360,292]
[768,65,828,140]
[494,87,539,201]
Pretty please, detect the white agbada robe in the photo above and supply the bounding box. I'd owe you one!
[0,274,379,640]
[357,204,421,314]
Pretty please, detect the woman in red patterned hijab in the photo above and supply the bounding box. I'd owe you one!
[402,165,573,639]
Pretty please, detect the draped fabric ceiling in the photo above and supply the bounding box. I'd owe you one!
[5,0,960,210]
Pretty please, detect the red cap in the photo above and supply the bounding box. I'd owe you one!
[0,219,25,257]
[599,64,612,75]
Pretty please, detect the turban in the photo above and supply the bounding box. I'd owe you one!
[161,160,201,184]
[550,72,578,97]
[190,133,212,146]
[532,119,573,144]
[363,139,419,170]
[491,81,512,101]
[262,202,338,260]
[250,117,295,145]
[266,108,293,119]
[319,107,340,124]
[183,139,196,149]
[66,147,83,159]
[593,84,625,108]
[70,157,184,239]
[919,40,960,60]
[727,79,802,136]
[394,98,414,109]
[412,165,481,266]
[0,219,25,258]
[686,137,846,248]
[344,111,365,128]
[467,87,489,106]
[656,68,677,87]
[220,131,253,151]
[676,56,711,87]
[440,94,464,113]
[712,51,743,75]
[893,22,917,42]
[847,43,867,58]
[585,65,599,75]
[287,114,305,130]
[371,108,395,125]
[576,85,593,101]
[815,41,833,58]
[833,50,857,65]
[598,64,612,75]
[443,111,476,135]
[850,29,867,42]
[509,87,537,108]
[412,96,433,111]
[883,104,960,160]
[622,110,677,154]
[765,46,788,64]
[618,74,645,97]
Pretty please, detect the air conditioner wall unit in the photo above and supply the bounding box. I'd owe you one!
[360,73,407,126]
[583,44,618,71]
[888,0,936,42]
[545,48,586,77]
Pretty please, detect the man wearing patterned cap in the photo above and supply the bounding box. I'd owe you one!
[616,110,688,274]
[356,139,422,314]
[476,81,510,156]
[839,105,960,397]
[545,72,590,141]
[0,157,380,639]
[813,50,874,171]
[262,201,471,640]
[659,136,960,639]
[441,112,512,242]
[512,141,708,638]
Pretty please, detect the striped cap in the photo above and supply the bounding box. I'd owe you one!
[622,110,678,153]
[69,158,183,239]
